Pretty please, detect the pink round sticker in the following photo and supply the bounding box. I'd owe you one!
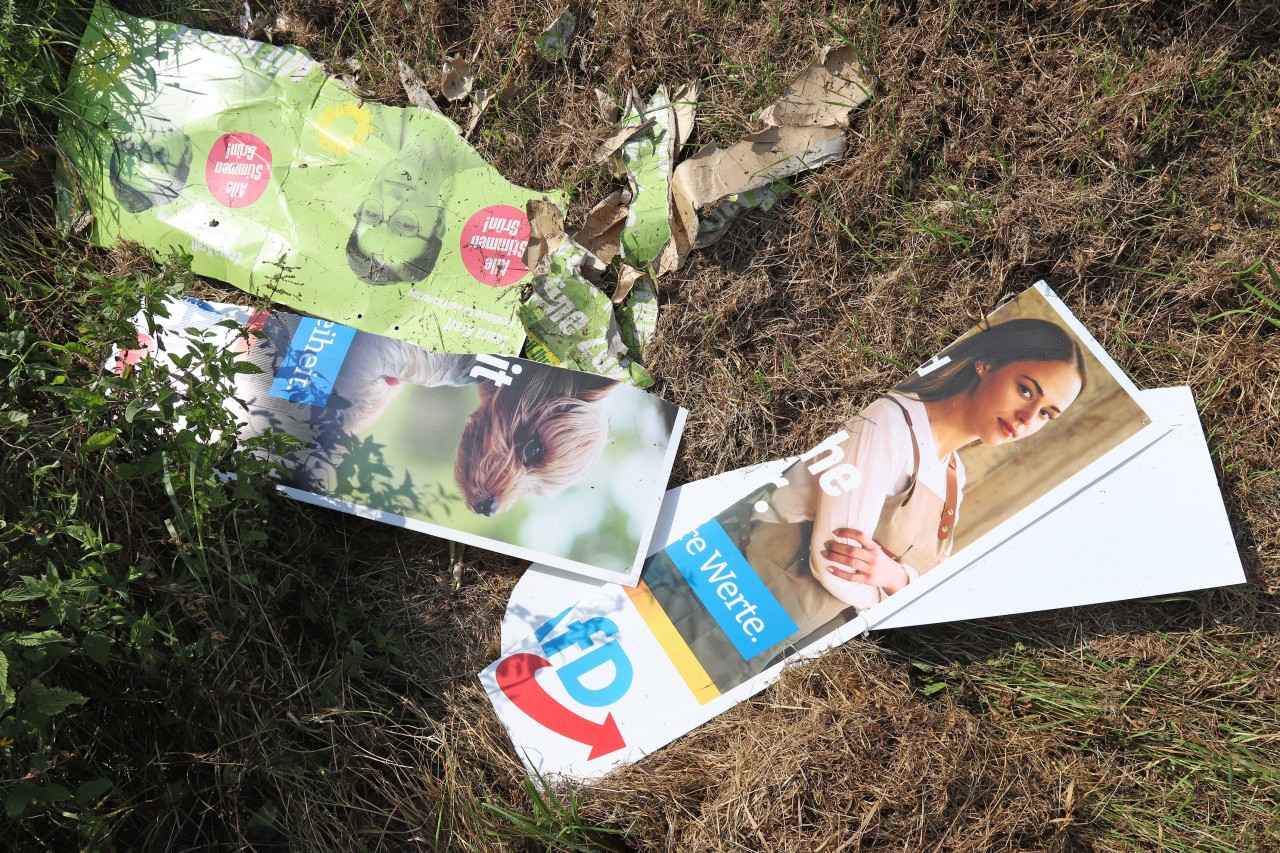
[205,132,272,208]
[113,333,154,375]
[459,205,531,287]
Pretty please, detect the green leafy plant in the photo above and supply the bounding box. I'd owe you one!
[472,773,630,853]
[1202,260,1280,330]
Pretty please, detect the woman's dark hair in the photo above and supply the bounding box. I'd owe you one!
[896,317,1088,402]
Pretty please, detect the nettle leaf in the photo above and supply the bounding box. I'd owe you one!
[62,579,99,596]
[27,682,87,717]
[81,633,111,665]
[83,430,119,451]
[13,630,68,647]
[0,651,8,693]
[0,410,29,426]
[228,360,263,375]
[0,586,44,602]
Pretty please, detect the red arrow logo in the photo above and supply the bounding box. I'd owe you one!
[496,653,627,760]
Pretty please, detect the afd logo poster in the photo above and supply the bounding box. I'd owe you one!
[479,283,1205,779]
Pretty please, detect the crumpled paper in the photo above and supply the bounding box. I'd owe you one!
[519,239,653,387]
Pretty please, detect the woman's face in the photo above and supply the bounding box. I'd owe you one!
[966,358,1084,446]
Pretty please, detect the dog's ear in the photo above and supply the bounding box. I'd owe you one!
[570,373,619,403]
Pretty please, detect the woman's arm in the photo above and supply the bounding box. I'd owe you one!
[806,398,914,605]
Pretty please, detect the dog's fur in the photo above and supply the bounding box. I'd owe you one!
[231,311,616,514]
[454,370,618,515]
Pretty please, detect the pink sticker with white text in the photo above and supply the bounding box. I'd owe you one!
[460,205,530,287]
[206,132,271,208]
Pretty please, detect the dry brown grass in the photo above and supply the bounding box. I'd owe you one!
[7,0,1280,849]
[242,0,1280,849]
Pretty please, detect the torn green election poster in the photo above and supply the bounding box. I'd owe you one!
[616,269,658,362]
[534,8,578,62]
[519,241,654,387]
[617,86,677,267]
[57,2,561,355]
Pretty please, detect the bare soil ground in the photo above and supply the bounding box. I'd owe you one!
[5,0,1280,850]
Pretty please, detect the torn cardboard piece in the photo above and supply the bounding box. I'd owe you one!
[594,116,656,166]
[398,59,441,112]
[594,88,621,123]
[758,44,872,129]
[463,88,496,138]
[571,190,629,266]
[667,46,872,257]
[442,49,479,102]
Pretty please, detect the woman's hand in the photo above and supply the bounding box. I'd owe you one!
[820,528,910,595]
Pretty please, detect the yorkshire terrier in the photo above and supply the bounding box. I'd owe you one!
[454,368,618,516]
[228,311,618,515]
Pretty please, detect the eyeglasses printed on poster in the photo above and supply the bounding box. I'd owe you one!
[115,298,686,583]
[59,2,559,356]
[481,282,1182,778]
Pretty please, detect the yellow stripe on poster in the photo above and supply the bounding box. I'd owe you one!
[522,332,562,366]
[625,581,721,705]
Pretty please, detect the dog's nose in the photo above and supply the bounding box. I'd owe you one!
[472,495,498,516]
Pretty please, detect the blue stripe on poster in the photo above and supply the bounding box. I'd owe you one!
[663,520,798,661]
[268,318,357,406]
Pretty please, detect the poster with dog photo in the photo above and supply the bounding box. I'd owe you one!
[117,298,686,583]
[482,282,1167,778]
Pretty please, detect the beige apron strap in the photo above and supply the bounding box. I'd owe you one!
[883,396,921,507]
[938,455,958,543]
[884,396,958,545]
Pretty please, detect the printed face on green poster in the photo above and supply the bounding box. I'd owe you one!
[58,2,562,355]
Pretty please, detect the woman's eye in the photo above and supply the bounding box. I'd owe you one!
[520,437,545,467]
[1019,384,1031,398]
[1040,408,1054,420]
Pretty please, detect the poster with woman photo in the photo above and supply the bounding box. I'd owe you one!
[482,283,1163,778]
[641,283,1152,691]
[119,298,686,582]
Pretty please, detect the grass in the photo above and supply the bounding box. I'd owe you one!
[2,0,1280,850]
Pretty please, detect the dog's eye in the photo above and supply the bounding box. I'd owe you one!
[520,437,545,467]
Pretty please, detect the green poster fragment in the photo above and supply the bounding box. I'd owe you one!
[57,2,561,355]
[519,242,653,387]
[617,271,658,362]
[618,88,675,267]
[695,182,788,248]
[535,10,578,62]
